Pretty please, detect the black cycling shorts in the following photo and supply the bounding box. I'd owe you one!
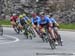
[40,23,49,28]
[34,22,37,25]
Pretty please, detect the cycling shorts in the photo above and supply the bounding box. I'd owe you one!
[39,23,49,29]
[34,22,37,25]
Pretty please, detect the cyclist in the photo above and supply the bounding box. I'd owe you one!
[22,13,31,25]
[17,14,30,31]
[17,15,25,30]
[31,13,40,35]
[10,13,18,28]
[49,14,62,44]
[38,12,56,42]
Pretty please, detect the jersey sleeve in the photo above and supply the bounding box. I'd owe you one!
[31,18,34,25]
[37,19,40,27]
[37,17,41,26]
[52,18,56,23]
[46,17,52,23]
[25,16,29,20]
[10,16,13,21]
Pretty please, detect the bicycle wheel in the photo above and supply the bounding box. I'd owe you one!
[42,33,48,43]
[24,29,29,39]
[48,38,56,49]
[42,35,45,42]
[28,27,33,39]
[57,35,62,46]
[31,28,36,37]
[45,28,56,49]
[29,33,33,40]
[14,26,20,34]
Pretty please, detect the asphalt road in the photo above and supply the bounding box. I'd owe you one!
[0,27,75,56]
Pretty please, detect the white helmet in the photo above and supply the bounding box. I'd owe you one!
[39,12,44,16]
[13,13,16,16]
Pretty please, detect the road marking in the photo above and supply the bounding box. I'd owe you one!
[46,55,74,56]
[0,35,20,44]
[36,53,75,56]
[46,55,58,56]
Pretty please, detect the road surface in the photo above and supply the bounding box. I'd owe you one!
[0,27,75,56]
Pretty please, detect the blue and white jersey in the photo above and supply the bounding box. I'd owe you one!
[38,16,52,25]
[50,17,56,23]
[23,16,29,22]
[31,16,40,25]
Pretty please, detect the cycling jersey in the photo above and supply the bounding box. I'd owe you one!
[31,16,40,25]
[38,16,52,26]
[10,16,18,22]
[17,18,25,26]
[23,16,29,22]
[50,17,57,27]
[50,18,56,23]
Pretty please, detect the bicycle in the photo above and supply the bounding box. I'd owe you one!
[54,27,62,46]
[40,26,56,49]
[23,24,33,39]
[13,23,21,34]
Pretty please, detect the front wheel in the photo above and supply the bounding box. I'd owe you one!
[57,35,62,46]
[48,39,56,49]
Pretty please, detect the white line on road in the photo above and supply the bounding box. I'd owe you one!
[46,55,58,56]
[0,35,20,44]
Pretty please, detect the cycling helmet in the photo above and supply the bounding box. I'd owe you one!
[13,13,16,16]
[19,15,23,18]
[49,13,53,17]
[39,12,45,16]
[22,13,26,17]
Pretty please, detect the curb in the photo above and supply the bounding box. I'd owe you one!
[60,29,75,32]
[2,25,12,27]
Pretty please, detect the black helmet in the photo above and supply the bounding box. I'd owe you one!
[49,13,53,17]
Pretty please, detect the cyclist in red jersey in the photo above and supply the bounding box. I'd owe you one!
[10,14,18,28]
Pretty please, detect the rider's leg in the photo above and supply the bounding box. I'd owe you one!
[54,27,63,42]
[48,27,59,45]
[48,27,56,41]
[11,21,16,28]
[18,24,23,30]
[39,26,45,38]
[32,24,39,35]
[54,27,60,38]
[39,26,45,34]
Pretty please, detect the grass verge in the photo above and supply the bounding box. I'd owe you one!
[0,20,75,29]
[60,23,75,29]
[0,20,10,25]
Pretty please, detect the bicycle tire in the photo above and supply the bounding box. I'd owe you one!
[48,38,56,49]
[45,27,56,49]
[57,35,62,46]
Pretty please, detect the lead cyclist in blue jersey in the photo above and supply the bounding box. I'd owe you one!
[38,12,56,42]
